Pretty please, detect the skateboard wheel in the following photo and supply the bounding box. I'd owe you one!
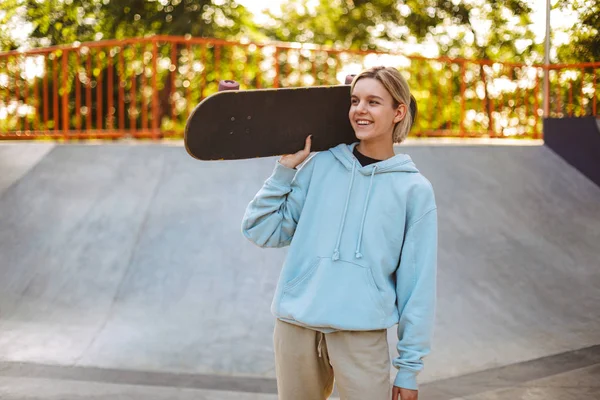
[218,80,240,91]
[345,74,356,85]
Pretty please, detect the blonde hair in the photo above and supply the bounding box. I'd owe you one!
[350,66,417,143]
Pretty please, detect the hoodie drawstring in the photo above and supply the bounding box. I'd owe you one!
[355,165,377,259]
[332,160,356,261]
[333,161,377,261]
[317,332,324,357]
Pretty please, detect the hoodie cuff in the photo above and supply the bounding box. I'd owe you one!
[394,369,418,391]
[268,161,297,187]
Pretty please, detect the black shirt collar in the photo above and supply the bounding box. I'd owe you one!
[353,146,382,167]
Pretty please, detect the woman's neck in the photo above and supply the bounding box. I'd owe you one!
[356,139,395,160]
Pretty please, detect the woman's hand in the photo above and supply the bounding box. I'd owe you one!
[279,135,312,169]
[392,386,418,400]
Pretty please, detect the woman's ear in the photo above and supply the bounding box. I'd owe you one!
[393,103,408,124]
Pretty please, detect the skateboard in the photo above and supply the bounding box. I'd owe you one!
[184,76,358,160]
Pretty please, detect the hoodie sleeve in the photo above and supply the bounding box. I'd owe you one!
[393,207,438,390]
[241,157,316,248]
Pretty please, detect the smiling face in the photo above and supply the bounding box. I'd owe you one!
[349,78,407,144]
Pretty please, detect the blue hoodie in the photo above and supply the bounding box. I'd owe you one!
[242,142,437,390]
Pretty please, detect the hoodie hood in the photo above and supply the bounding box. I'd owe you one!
[329,142,419,174]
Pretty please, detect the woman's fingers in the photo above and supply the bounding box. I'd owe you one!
[294,135,312,156]
[304,135,312,153]
[279,135,312,169]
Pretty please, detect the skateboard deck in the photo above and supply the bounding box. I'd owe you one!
[184,84,356,160]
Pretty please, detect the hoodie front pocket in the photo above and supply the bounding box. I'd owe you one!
[279,257,385,329]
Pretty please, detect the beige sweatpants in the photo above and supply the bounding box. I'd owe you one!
[273,319,391,400]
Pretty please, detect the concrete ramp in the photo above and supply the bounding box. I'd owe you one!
[0,142,598,387]
[0,144,285,378]
[407,144,600,380]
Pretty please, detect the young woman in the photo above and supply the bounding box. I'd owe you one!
[242,66,437,400]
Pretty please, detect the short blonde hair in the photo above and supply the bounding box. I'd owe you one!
[350,66,417,143]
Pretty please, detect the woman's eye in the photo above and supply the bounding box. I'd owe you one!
[370,101,379,105]
[351,99,359,105]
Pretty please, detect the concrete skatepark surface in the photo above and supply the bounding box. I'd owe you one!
[0,141,599,399]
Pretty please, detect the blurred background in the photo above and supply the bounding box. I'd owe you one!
[0,1,599,399]
[0,0,598,139]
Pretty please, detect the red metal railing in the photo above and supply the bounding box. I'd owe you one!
[0,35,598,141]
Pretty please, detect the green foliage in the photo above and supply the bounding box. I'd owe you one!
[0,0,24,51]
[556,0,599,62]
[260,0,399,50]
[0,0,257,49]
[263,0,541,63]
[97,0,255,40]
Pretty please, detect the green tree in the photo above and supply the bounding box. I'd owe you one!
[556,0,599,62]
[97,0,256,41]
[259,0,398,50]
[263,0,539,62]
[0,1,21,51]
[0,0,257,49]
